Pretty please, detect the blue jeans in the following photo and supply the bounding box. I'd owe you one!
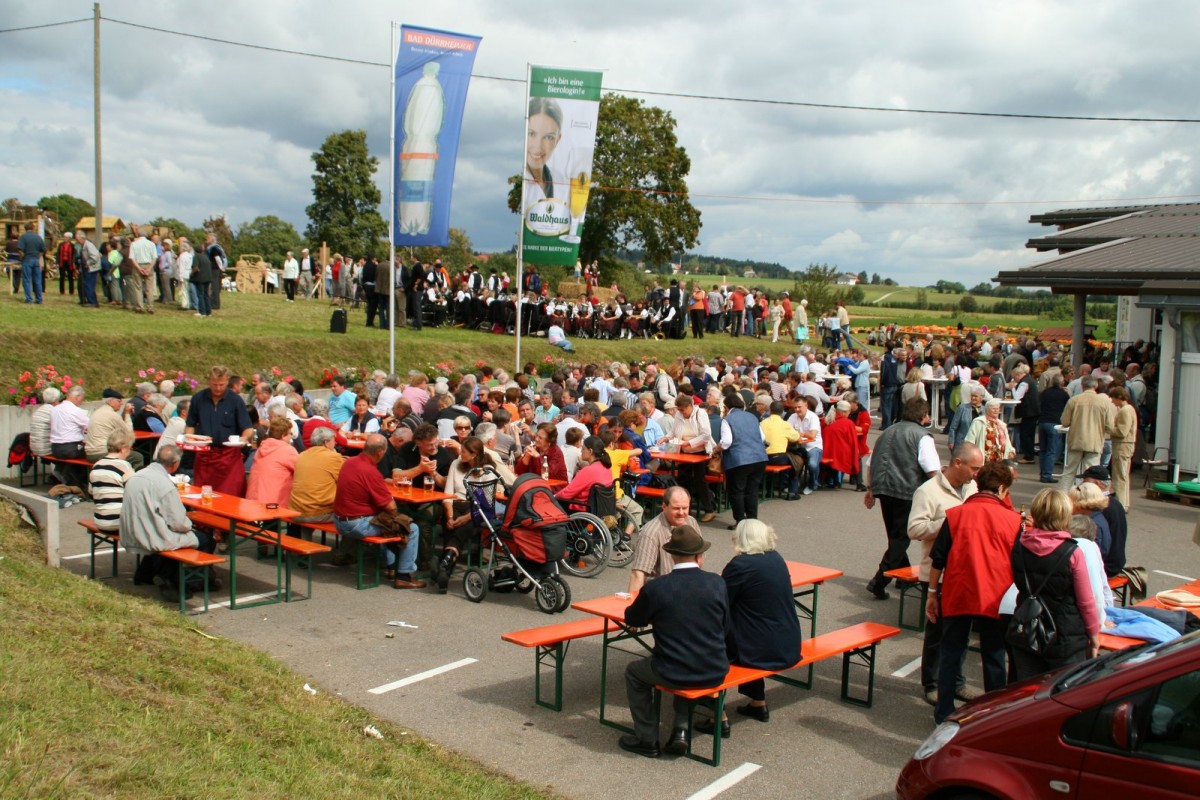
[83,270,99,306]
[335,516,419,573]
[1038,422,1062,481]
[21,261,42,303]
[803,446,822,490]
[879,386,898,429]
[936,615,1006,724]
[194,282,212,316]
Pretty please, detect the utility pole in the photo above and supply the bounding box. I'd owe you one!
[93,2,102,247]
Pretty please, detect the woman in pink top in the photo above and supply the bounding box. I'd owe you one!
[555,436,613,512]
[246,417,299,506]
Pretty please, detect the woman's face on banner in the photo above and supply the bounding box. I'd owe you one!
[526,112,561,173]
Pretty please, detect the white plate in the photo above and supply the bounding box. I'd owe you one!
[223,440,245,447]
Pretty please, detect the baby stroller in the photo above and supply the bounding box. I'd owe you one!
[461,468,572,614]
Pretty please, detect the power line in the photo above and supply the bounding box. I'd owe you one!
[0,18,91,34]
[94,15,1200,125]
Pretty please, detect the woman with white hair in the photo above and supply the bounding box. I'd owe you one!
[946,385,986,453]
[695,519,801,738]
[965,398,1013,461]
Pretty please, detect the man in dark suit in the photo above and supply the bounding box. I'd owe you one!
[620,526,730,758]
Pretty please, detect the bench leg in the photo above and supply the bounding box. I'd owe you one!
[174,562,212,614]
[897,581,928,633]
[840,643,879,708]
[681,691,726,767]
[534,642,568,711]
[1113,583,1129,607]
[356,541,381,590]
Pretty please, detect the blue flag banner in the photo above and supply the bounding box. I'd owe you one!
[392,26,482,247]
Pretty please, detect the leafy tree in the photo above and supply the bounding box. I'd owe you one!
[847,285,866,304]
[969,281,994,296]
[37,194,94,232]
[410,228,475,274]
[915,288,928,309]
[792,262,841,312]
[871,272,881,285]
[958,294,978,313]
[508,93,701,265]
[2,197,22,216]
[306,130,387,259]
[883,277,897,286]
[856,270,868,284]
[234,215,301,266]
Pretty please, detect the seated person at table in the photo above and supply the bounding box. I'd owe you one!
[131,392,168,463]
[89,429,136,534]
[627,485,698,595]
[301,398,349,450]
[555,436,613,512]
[473,422,517,486]
[561,426,584,479]
[287,426,345,544]
[435,437,506,593]
[696,519,801,738]
[620,526,730,759]
[341,395,380,436]
[514,422,568,481]
[391,423,457,570]
[247,417,299,507]
[120,444,217,595]
[333,434,425,589]
[600,429,645,535]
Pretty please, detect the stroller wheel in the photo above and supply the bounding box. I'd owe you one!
[534,578,560,614]
[462,568,488,603]
[549,574,572,613]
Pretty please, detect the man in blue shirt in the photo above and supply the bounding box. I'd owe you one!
[17,222,46,304]
[327,376,358,425]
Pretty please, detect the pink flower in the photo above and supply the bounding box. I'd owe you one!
[138,370,147,378]
[7,388,15,395]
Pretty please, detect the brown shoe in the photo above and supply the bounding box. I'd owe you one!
[393,574,427,589]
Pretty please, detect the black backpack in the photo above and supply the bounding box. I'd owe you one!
[1006,540,1076,655]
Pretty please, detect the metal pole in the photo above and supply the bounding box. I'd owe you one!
[388,23,397,375]
[1071,293,1086,372]
[92,2,102,248]
[515,63,532,376]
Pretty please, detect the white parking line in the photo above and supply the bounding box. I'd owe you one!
[891,657,922,678]
[368,658,478,695]
[62,548,126,561]
[685,762,762,800]
[208,592,277,609]
[1153,570,1196,582]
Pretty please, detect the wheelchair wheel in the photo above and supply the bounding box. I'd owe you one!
[462,568,488,603]
[606,507,639,568]
[558,511,612,578]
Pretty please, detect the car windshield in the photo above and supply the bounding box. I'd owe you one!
[1053,630,1200,694]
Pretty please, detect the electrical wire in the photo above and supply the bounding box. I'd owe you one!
[0,18,91,34]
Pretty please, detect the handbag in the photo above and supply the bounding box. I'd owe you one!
[1006,540,1076,656]
[707,450,724,475]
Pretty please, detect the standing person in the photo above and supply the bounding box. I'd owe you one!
[157,238,175,305]
[361,256,379,326]
[925,460,1023,724]
[728,286,745,338]
[965,398,1015,462]
[129,226,157,314]
[189,242,214,318]
[17,222,46,305]
[77,230,101,307]
[1007,363,1039,463]
[863,398,940,599]
[56,234,77,297]
[706,285,723,334]
[1081,466,1127,577]
[878,346,903,430]
[1106,387,1137,510]
[689,283,707,339]
[298,248,315,299]
[849,350,872,411]
[281,250,299,302]
[836,300,852,348]
[1008,488,1101,680]
[719,394,768,528]
[1057,375,1111,489]
[1037,371,1070,483]
[695,519,801,738]
[619,526,730,759]
[768,295,784,342]
[908,443,983,707]
[175,238,193,310]
[204,233,226,311]
[184,366,253,497]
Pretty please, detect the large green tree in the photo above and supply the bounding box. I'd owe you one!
[37,194,94,232]
[791,262,843,312]
[508,93,701,265]
[305,130,387,259]
[234,215,301,267]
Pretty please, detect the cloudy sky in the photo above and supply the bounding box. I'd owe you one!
[2,1,1197,286]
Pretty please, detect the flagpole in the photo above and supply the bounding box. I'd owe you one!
[387,23,398,376]
[514,62,532,377]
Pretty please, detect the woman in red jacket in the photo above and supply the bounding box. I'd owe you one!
[844,392,871,492]
[555,436,612,512]
[924,460,1023,724]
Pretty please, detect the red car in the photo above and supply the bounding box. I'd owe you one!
[897,631,1200,799]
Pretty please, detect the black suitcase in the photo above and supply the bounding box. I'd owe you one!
[330,308,347,334]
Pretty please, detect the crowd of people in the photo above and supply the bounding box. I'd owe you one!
[23,315,1184,751]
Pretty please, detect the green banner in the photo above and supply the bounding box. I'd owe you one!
[520,66,603,267]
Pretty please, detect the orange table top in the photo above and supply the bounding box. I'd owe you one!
[786,561,845,586]
[180,492,300,523]
[134,430,161,440]
[572,593,634,622]
[650,449,711,464]
[343,438,366,450]
[386,481,456,504]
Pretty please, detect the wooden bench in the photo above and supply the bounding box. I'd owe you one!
[293,519,405,590]
[762,462,792,500]
[160,548,226,614]
[704,473,728,511]
[883,565,927,632]
[188,511,332,600]
[501,617,609,710]
[78,517,134,580]
[657,621,901,766]
[633,485,665,517]
[1108,574,1130,607]
[31,454,94,489]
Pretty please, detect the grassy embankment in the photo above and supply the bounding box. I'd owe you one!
[0,500,557,799]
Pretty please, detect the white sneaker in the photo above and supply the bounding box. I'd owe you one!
[802,487,813,496]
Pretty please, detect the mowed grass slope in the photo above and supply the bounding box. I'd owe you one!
[1,290,804,394]
[0,501,557,799]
